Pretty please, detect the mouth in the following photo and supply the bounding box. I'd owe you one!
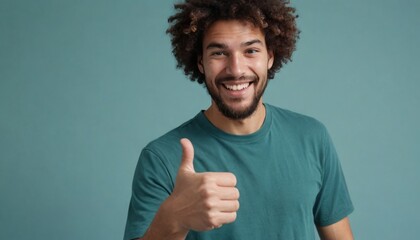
[222,82,252,91]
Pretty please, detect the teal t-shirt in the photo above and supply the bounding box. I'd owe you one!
[124,104,354,240]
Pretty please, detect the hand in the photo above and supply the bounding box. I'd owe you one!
[168,138,240,232]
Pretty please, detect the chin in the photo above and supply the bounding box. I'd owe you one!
[218,100,260,120]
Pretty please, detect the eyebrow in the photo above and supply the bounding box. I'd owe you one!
[205,39,263,50]
[242,39,262,47]
[206,42,227,50]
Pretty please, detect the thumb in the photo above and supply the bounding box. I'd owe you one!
[179,138,195,173]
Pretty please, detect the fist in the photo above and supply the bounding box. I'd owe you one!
[170,138,240,232]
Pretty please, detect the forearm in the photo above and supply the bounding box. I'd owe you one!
[133,138,239,239]
[317,217,354,240]
[137,197,189,240]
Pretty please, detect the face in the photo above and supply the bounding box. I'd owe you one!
[198,20,274,120]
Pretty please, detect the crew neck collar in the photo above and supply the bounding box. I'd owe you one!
[195,103,272,144]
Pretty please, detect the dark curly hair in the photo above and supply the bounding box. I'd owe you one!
[166,0,299,84]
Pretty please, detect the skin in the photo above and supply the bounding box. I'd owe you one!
[137,138,239,240]
[317,217,354,240]
[136,20,353,240]
[198,20,274,135]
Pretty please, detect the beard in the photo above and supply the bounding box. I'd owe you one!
[205,75,268,120]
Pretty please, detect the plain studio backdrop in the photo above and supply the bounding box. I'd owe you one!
[1,0,419,239]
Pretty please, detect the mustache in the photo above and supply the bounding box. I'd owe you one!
[216,75,258,83]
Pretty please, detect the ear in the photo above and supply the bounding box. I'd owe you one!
[197,56,204,74]
[267,50,274,70]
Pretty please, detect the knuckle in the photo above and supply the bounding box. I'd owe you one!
[205,211,218,225]
[209,214,219,226]
[203,199,215,210]
[199,186,213,198]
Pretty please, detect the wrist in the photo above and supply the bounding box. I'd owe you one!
[144,197,189,240]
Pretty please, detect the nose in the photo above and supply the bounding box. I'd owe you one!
[226,52,245,77]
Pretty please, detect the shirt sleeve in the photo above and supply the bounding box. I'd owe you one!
[123,148,173,240]
[313,127,354,226]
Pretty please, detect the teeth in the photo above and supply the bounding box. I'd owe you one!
[224,83,250,91]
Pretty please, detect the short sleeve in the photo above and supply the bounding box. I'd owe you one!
[123,149,173,240]
[313,128,354,226]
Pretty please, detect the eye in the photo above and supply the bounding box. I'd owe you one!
[211,51,227,57]
[245,48,259,54]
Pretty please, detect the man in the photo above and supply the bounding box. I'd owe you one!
[124,0,354,239]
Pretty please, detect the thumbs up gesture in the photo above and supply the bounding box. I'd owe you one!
[170,138,240,232]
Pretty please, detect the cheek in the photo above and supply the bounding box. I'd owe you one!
[205,62,225,77]
[250,61,268,75]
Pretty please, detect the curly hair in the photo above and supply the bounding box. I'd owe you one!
[167,0,299,84]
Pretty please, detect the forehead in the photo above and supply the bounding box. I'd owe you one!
[202,20,266,47]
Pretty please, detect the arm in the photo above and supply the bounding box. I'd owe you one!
[130,139,239,240]
[314,126,354,240]
[133,197,189,240]
[317,217,354,240]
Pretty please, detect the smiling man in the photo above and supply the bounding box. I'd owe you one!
[200,20,272,131]
[124,1,354,240]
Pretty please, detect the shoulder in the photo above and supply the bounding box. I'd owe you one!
[266,104,327,135]
[141,113,204,163]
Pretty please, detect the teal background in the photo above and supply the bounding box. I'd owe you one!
[1,0,419,239]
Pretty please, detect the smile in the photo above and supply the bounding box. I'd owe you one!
[223,82,251,91]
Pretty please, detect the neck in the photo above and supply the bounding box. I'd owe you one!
[204,101,266,135]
